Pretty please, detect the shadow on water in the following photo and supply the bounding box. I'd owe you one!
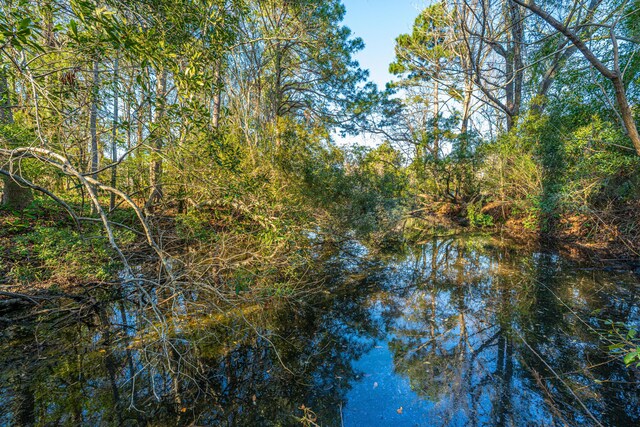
[0,235,639,426]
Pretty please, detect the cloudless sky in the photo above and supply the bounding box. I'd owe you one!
[342,0,432,89]
[337,0,431,146]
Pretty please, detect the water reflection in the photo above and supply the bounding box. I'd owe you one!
[0,235,638,426]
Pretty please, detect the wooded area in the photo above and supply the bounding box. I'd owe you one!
[2,0,640,268]
[1,0,639,425]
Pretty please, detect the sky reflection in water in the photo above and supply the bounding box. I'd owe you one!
[1,235,639,426]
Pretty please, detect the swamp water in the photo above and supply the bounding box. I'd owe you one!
[1,234,639,426]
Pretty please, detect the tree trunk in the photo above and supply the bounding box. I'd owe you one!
[0,68,13,124]
[612,76,640,156]
[1,178,33,210]
[433,78,440,160]
[461,77,473,135]
[503,0,523,131]
[1,67,33,210]
[90,60,100,213]
[212,63,222,129]
[147,69,167,211]
[509,0,523,119]
[110,56,119,211]
[511,0,640,155]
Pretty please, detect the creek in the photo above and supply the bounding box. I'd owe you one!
[1,234,639,426]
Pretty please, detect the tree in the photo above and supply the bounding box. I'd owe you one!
[388,2,480,202]
[390,2,455,160]
[226,0,371,158]
[510,0,640,155]
[0,13,33,210]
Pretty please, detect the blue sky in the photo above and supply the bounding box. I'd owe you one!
[342,0,432,89]
[337,1,431,146]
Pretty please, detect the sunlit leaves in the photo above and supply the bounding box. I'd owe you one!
[0,1,43,52]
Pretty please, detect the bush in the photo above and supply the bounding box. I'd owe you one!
[466,202,494,228]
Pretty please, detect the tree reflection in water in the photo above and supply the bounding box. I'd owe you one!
[0,235,638,426]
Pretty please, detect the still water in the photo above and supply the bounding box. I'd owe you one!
[1,235,639,426]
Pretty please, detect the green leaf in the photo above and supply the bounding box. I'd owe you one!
[69,20,78,37]
[624,351,638,365]
[18,18,32,30]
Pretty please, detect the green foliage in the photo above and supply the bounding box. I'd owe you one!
[306,142,409,239]
[3,0,640,304]
[519,195,542,231]
[0,0,385,297]
[0,0,43,52]
[605,320,640,368]
[477,126,541,225]
[175,210,214,242]
[389,2,455,81]
[466,202,493,228]
[6,225,121,285]
[0,197,132,286]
